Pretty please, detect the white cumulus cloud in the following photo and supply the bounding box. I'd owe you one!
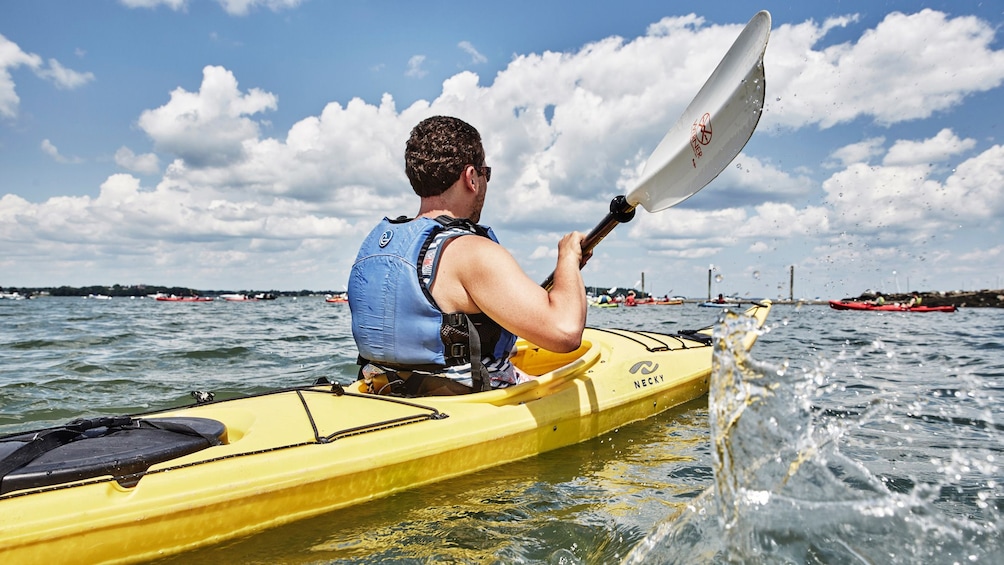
[40,139,82,164]
[406,55,428,78]
[34,58,95,90]
[459,41,487,65]
[763,9,1004,129]
[883,128,976,167]
[115,147,161,175]
[137,65,278,167]
[1,33,92,118]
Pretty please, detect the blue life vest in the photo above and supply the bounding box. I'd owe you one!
[348,216,516,375]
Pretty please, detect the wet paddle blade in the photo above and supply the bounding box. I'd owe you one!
[628,10,771,212]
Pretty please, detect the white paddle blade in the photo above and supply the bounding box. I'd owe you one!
[628,11,771,212]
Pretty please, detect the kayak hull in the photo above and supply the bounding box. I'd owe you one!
[0,302,770,564]
[828,300,956,312]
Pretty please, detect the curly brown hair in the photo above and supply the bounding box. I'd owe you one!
[405,116,485,197]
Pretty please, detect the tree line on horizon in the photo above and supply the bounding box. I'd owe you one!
[4,284,655,299]
[0,284,331,298]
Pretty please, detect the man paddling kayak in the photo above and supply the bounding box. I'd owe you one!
[348,116,588,395]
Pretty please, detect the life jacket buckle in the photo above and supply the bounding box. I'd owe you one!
[448,343,468,359]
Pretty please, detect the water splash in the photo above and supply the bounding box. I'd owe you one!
[627,312,1002,564]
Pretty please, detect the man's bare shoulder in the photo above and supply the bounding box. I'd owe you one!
[442,232,510,259]
[439,234,522,288]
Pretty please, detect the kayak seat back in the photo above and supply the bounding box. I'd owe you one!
[0,416,227,495]
[511,341,592,376]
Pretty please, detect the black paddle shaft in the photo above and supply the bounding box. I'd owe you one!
[540,195,637,291]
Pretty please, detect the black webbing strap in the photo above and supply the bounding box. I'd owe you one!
[142,419,223,446]
[0,428,81,480]
[466,316,491,392]
[0,416,132,480]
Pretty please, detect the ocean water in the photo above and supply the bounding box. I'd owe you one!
[0,297,1001,564]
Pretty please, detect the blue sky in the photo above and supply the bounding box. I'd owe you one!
[2,0,1002,298]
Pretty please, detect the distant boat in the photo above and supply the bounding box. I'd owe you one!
[325,294,348,304]
[87,294,112,300]
[828,300,956,313]
[0,291,28,300]
[220,293,277,302]
[636,297,683,305]
[155,295,213,303]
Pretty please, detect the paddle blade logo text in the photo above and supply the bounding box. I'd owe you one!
[630,361,665,389]
[690,112,712,166]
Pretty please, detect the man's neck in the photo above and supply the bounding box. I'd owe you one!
[417,179,478,222]
[417,207,457,220]
[417,196,465,221]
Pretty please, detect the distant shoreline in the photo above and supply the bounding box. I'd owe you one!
[4,286,1003,308]
[0,285,329,299]
[833,289,1004,309]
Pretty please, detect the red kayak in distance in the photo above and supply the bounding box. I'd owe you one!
[828,300,956,313]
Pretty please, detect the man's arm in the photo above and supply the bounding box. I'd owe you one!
[434,233,588,353]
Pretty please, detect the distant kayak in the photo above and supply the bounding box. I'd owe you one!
[220,294,259,302]
[698,301,733,308]
[828,300,957,313]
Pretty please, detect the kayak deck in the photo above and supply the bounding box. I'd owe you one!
[0,302,771,564]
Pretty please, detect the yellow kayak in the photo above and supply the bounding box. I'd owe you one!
[0,302,770,564]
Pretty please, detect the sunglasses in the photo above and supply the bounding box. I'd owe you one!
[474,165,491,182]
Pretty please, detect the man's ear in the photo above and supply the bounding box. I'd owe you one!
[465,165,478,190]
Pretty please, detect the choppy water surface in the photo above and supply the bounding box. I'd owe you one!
[1,298,1001,564]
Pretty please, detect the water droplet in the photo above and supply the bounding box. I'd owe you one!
[714,274,723,283]
[752,270,761,280]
